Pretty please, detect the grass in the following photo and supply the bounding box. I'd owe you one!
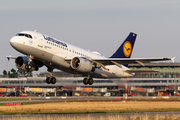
[1,98,180,119]
[1,97,180,115]
[1,106,180,115]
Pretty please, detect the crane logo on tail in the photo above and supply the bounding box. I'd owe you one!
[123,41,132,57]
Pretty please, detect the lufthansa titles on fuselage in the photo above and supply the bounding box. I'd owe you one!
[43,35,67,47]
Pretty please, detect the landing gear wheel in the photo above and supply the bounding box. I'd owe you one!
[51,77,56,84]
[88,78,93,85]
[46,77,51,84]
[83,78,88,85]
[25,65,32,70]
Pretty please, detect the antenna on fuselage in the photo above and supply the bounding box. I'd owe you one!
[34,29,36,32]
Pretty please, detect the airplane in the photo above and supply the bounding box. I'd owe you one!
[9,31,173,85]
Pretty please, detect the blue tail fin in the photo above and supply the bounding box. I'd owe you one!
[110,32,137,58]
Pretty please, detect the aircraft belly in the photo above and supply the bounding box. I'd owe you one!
[34,50,53,62]
[90,69,118,78]
[51,53,70,68]
[29,47,53,62]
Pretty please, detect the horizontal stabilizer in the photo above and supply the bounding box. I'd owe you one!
[5,56,17,61]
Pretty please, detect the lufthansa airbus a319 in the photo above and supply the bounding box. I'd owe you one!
[8,31,174,85]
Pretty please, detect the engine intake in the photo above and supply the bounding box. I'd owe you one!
[15,56,43,71]
[70,57,92,73]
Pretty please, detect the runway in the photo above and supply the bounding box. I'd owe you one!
[0,96,119,103]
[0,96,178,103]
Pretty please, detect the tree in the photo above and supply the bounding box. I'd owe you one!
[11,68,16,74]
[3,70,7,75]
[17,70,33,77]
[2,68,33,78]
[9,68,18,78]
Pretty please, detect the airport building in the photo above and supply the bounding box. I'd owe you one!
[0,62,180,97]
[129,63,180,78]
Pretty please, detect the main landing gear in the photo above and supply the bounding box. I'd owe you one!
[46,67,56,84]
[83,77,93,85]
[46,77,56,84]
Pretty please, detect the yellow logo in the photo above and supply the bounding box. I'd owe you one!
[123,41,132,57]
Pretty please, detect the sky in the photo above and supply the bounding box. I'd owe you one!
[0,0,180,74]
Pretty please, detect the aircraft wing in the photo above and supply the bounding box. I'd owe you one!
[65,57,174,68]
[90,57,174,67]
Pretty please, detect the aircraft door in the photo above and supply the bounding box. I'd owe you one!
[37,34,43,48]
[26,34,33,53]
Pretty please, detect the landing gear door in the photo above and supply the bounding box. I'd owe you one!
[37,34,43,48]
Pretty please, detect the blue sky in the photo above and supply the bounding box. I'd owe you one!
[0,0,180,74]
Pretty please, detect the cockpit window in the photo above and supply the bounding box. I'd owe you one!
[16,33,32,39]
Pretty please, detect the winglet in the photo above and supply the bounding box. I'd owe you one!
[171,57,175,63]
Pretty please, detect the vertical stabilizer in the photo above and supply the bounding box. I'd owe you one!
[110,32,137,58]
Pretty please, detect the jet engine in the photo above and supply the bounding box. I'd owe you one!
[15,56,43,71]
[70,57,93,72]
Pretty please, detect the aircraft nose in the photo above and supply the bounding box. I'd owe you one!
[10,37,18,48]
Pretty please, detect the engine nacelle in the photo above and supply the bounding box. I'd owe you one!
[15,56,42,71]
[70,57,93,73]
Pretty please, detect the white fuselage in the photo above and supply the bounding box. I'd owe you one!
[10,31,133,78]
